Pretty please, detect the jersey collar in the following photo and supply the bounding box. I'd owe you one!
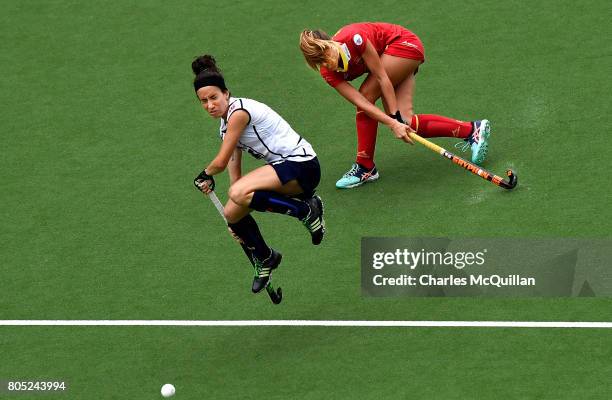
[335,43,351,72]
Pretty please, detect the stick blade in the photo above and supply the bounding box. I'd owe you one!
[267,286,283,304]
[503,169,518,190]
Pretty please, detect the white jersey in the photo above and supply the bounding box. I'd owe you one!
[219,97,316,164]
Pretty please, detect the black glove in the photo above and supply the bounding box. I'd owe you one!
[389,110,406,124]
[194,170,215,191]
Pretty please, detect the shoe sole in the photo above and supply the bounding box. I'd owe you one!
[313,195,325,245]
[336,172,380,189]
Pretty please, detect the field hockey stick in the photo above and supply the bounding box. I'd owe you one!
[207,191,283,304]
[408,132,518,190]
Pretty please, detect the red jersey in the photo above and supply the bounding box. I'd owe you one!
[320,22,424,88]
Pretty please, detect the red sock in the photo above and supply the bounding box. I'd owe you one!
[410,114,472,139]
[355,111,378,169]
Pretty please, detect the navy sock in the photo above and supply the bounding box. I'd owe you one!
[250,191,309,219]
[227,214,270,261]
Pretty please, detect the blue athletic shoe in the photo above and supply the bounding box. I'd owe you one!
[335,163,379,189]
[455,119,491,165]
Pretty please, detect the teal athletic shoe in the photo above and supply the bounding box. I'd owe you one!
[335,163,379,189]
[455,119,491,165]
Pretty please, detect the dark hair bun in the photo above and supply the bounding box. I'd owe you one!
[192,54,220,75]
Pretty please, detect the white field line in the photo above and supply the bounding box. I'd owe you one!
[0,320,611,328]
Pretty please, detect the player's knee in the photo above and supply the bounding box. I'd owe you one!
[227,185,242,203]
[228,184,249,206]
[359,87,380,103]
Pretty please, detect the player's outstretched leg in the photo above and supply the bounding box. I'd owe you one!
[301,195,325,245]
[335,163,379,189]
[455,120,491,165]
[252,248,282,293]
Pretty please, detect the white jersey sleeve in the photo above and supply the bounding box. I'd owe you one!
[219,97,316,164]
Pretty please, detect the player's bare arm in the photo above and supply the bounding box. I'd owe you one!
[361,41,397,115]
[205,110,249,175]
[227,148,242,185]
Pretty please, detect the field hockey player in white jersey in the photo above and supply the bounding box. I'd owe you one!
[192,55,325,294]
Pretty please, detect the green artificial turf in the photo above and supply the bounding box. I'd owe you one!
[1,327,611,399]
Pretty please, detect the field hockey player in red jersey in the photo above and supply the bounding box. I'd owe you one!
[192,55,325,294]
[300,22,491,189]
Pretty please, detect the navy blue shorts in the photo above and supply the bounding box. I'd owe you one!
[271,157,321,199]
